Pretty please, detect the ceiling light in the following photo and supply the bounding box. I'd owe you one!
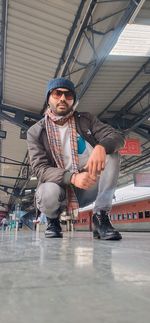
[25,189,31,193]
[31,176,37,180]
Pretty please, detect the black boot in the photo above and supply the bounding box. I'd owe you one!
[93,210,122,241]
[45,218,63,238]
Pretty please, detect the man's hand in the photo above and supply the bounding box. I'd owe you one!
[84,145,106,177]
[71,172,96,190]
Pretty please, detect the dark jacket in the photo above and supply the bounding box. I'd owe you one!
[27,111,125,186]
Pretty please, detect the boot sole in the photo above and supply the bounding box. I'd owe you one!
[45,232,63,238]
[93,230,122,241]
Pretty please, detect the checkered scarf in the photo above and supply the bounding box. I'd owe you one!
[45,108,79,216]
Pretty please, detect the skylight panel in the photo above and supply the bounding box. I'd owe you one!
[110,24,150,57]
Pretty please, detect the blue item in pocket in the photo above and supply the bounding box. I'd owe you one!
[77,135,86,154]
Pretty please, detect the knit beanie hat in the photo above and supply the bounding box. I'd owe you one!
[46,77,76,103]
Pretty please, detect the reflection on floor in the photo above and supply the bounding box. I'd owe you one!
[0,230,150,323]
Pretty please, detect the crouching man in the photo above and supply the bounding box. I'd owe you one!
[27,77,125,240]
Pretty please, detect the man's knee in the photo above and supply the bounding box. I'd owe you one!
[36,182,65,210]
[104,152,120,176]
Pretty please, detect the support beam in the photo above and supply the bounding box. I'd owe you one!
[126,105,150,132]
[98,57,150,118]
[101,116,132,129]
[55,0,86,77]
[59,0,97,77]
[101,105,150,135]
[0,202,9,208]
[0,155,28,166]
[0,104,41,129]
[8,153,30,209]
[134,128,150,140]
[111,82,150,120]
[0,184,16,190]
[120,148,150,170]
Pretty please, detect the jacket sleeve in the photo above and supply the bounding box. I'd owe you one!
[90,114,125,154]
[27,124,72,186]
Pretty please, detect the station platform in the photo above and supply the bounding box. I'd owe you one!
[0,230,150,323]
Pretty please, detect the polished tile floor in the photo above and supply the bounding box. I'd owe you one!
[0,229,150,323]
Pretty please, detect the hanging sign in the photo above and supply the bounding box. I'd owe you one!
[119,138,141,155]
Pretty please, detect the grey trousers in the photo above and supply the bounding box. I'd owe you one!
[35,153,120,219]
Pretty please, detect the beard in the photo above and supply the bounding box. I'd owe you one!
[49,101,74,116]
[56,107,73,116]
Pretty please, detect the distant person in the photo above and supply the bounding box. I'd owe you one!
[1,217,8,230]
[27,77,125,240]
[18,218,23,229]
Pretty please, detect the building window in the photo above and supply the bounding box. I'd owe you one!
[118,214,122,220]
[111,214,117,220]
[127,213,132,220]
[132,212,137,219]
[138,211,143,219]
[123,213,127,220]
[145,210,150,218]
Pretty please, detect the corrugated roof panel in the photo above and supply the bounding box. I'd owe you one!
[8,9,70,36]
[8,23,65,47]
[6,51,56,71]
[111,24,150,57]
[11,0,80,16]
[7,33,63,57]
[7,16,68,43]
[7,43,59,65]
[4,0,81,110]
